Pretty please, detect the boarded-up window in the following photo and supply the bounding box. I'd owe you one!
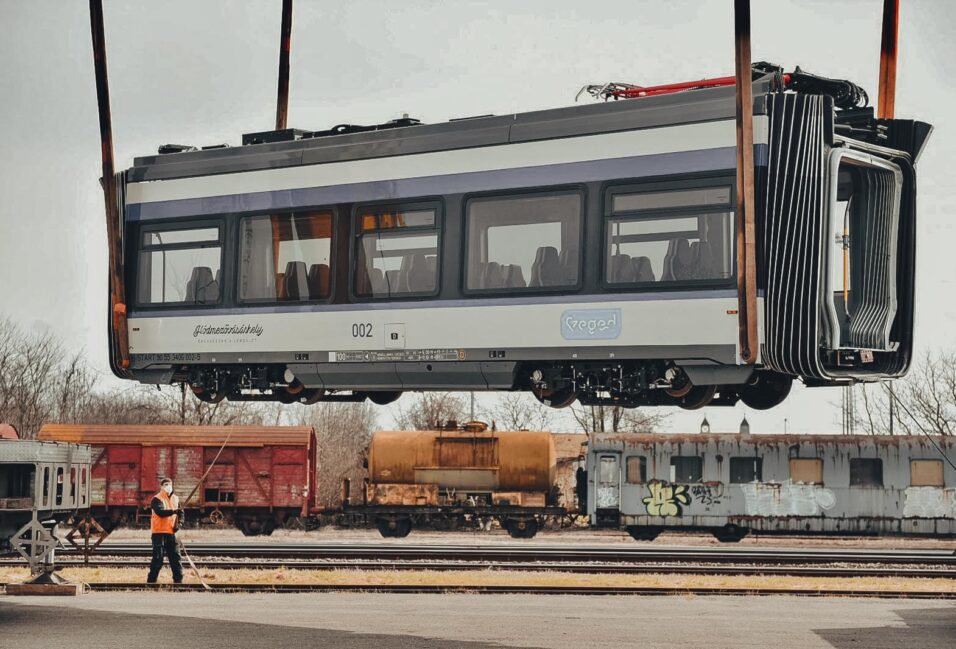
[789,458,823,484]
[670,456,703,482]
[910,460,944,487]
[730,457,762,483]
[626,456,647,484]
[849,458,883,487]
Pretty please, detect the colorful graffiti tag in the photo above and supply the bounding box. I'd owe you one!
[642,482,691,516]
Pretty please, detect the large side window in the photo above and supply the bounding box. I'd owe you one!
[789,458,824,484]
[465,192,582,291]
[625,456,647,484]
[137,226,222,305]
[239,211,334,302]
[849,458,883,488]
[910,460,944,487]
[604,184,733,285]
[670,456,703,482]
[354,205,439,298]
[730,457,763,483]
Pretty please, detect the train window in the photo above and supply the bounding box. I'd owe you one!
[239,212,334,302]
[354,205,440,298]
[80,467,88,506]
[626,456,647,484]
[69,467,77,505]
[0,464,34,499]
[41,466,50,507]
[136,226,222,305]
[605,185,733,285]
[599,456,619,483]
[729,457,763,483]
[55,467,64,506]
[849,458,883,488]
[464,192,582,291]
[789,458,823,484]
[910,460,944,487]
[670,456,703,482]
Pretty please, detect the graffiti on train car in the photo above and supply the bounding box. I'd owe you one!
[642,482,691,516]
[739,480,837,516]
[690,484,724,507]
[902,487,956,518]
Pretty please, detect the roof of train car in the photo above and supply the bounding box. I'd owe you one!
[589,432,955,447]
[37,424,315,448]
[127,78,776,182]
[0,439,93,463]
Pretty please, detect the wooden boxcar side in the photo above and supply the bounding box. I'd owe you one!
[38,424,316,535]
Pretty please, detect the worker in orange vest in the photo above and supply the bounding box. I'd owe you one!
[147,477,184,584]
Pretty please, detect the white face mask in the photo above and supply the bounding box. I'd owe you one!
[163,484,173,494]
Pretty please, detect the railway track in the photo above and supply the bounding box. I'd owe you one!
[51,542,956,565]
[20,582,955,599]
[3,557,952,579]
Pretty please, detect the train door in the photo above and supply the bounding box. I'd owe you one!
[594,453,621,527]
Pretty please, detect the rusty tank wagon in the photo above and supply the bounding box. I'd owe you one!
[345,423,565,538]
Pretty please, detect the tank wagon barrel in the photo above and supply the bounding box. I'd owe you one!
[368,429,555,493]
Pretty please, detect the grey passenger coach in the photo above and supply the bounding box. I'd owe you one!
[110,64,932,410]
[586,433,956,541]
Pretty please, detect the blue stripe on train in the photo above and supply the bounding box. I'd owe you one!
[126,145,769,221]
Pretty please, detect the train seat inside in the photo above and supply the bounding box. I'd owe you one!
[185,266,219,304]
[283,261,309,300]
[530,246,563,287]
[307,263,330,299]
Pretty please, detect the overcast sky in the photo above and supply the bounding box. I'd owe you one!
[0,0,952,434]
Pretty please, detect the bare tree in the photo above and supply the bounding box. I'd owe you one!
[851,349,956,436]
[395,392,467,430]
[0,315,284,436]
[290,401,377,508]
[483,392,554,431]
[569,403,667,433]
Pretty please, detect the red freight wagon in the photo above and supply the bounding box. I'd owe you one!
[37,424,316,536]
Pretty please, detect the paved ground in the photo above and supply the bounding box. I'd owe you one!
[1,592,953,648]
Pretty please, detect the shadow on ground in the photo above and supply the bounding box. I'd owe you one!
[814,607,956,649]
[0,601,541,649]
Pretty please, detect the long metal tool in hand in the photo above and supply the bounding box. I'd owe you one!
[177,426,235,590]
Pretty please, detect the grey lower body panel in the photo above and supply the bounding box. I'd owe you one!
[620,514,956,536]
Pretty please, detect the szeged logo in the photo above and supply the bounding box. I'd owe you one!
[560,309,622,340]
[193,324,264,338]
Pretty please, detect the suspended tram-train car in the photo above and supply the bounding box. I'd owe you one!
[111,64,931,410]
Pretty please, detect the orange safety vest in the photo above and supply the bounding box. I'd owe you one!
[150,490,179,534]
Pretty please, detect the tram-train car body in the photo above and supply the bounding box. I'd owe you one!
[350,427,562,538]
[586,433,956,541]
[0,433,92,551]
[112,67,932,411]
[37,424,316,536]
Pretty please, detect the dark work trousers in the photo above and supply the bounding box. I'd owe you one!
[147,533,183,583]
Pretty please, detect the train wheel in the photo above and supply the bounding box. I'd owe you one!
[367,391,402,406]
[238,519,260,536]
[675,384,717,410]
[297,389,327,405]
[505,517,539,539]
[626,526,662,542]
[531,386,577,409]
[376,517,412,538]
[737,372,793,410]
[712,524,748,543]
[192,386,226,403]
[208,509,226,526]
